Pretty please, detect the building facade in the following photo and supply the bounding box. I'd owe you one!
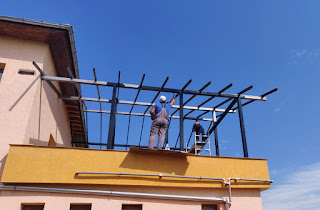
[0,16,272,210]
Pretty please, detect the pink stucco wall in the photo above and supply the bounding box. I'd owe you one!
[0,187,263,210]
[0,36,72,178]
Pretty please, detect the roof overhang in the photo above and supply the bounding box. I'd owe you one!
[0,15,87,146]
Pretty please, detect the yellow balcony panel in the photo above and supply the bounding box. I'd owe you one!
[1,145,271,190]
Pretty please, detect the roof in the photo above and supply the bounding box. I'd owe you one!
[0,15,87,146]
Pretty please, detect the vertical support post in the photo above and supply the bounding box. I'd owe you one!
[237,97,248,157]
[107,85,117,149]
[179,92,184,151]
[213,110,220,156]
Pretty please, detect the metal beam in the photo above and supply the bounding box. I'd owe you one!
[107,86,117,149]
[139,116,146,146]
[67,66,81,97]
[186,131,193,148]
[93,68,103,149]
[179,92,184,151]
[42,76,267,101]
[237,97,248,157]
[174,79,192,98]
[167,80,192,149]
[184,81,211,105]
[174,133,180,148]
[33,62,62,97]
[126,74,145,149]
[184,83,232,118]
[73,142,188,151]
[143,77,169,114]
[208,98,238,135]
[232,88,278,111]
[93,68,102,110]
[171,81,211,116]
[34,61,88,146]
[197,86,253,118]
[214,86,252,109]
[130,74,146,113]
[117,71,121,99]
[60,96,236,113]
[84,109,215,122]
[213,111,219,156]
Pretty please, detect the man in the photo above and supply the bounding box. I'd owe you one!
[148,95,176,150]
[192,121,207,141]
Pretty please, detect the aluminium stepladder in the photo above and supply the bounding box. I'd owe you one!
[186,132,211,155]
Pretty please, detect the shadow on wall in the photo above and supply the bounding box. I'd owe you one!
[0,154,8,180]
[119,152,190,175]
[8,75,40,111]
[42,53,72,147]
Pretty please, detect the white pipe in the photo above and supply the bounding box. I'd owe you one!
[0,185,227,203]
[61,96,236,113]
[76,171,225,182]
[224,178,273,209]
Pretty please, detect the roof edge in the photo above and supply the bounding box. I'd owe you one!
[0,15,87,144]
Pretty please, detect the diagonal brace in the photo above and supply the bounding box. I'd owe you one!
[208,98,238,135]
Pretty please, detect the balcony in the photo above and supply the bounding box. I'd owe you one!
[1,145,271,190]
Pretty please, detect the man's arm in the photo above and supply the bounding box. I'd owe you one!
[150,107,156,116]
[170,95,176,106]
[200,125,205,134]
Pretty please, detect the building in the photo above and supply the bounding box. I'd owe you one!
[0,16,275,210]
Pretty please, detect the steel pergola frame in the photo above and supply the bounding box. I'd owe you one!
[33,61,277,157]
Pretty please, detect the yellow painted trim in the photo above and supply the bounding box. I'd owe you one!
[2,145,271,190]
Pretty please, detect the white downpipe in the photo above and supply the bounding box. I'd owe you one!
[224,178,273,209]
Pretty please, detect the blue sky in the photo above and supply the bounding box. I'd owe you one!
[2,1,320,209]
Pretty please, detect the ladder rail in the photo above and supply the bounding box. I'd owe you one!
[193,133,211,155]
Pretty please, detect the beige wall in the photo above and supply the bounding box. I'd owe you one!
[0,187,263,210]
[0,36,72,178]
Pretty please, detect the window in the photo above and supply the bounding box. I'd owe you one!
[202,204,218,210]
[0,63,5,82]
[122,204,142,210]
[70,204,92,210]
[21,204,44,210]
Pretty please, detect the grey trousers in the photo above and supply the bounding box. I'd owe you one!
[148,117,168,150]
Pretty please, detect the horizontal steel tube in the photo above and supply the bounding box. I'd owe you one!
[61,96,236,113]
[0,185,226,203]
[229,178,273,183]
[84,109,215,122]
[62,96,111,103]
[72,142,184,150]
[43,76,266,101]
[75,171,225,182]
